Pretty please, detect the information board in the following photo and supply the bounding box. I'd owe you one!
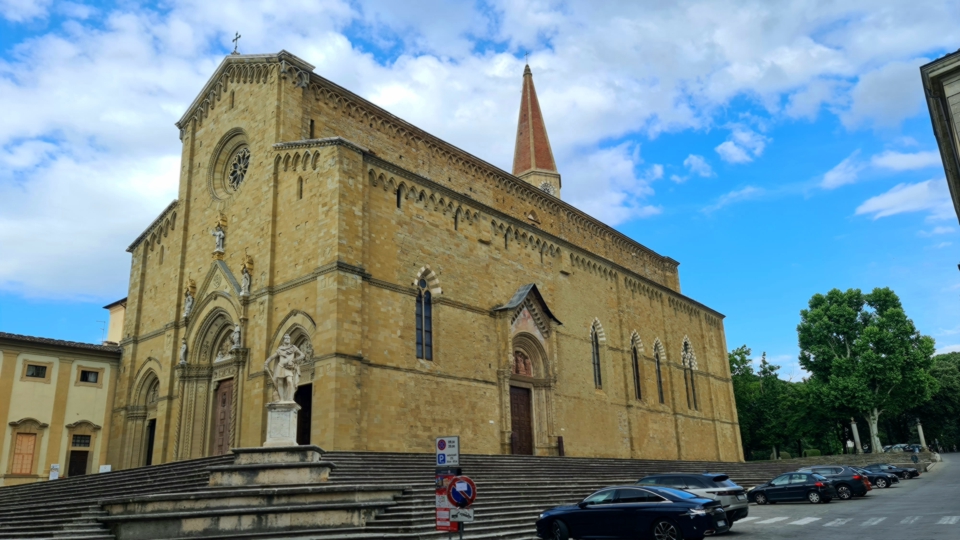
[436,436,460,466]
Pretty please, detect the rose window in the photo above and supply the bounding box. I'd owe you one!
[228,147,251,190]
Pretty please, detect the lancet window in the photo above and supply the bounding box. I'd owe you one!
[415,279,433,360]
[654,346,665,404]
[631,345,642,400]
[591,327,602,389]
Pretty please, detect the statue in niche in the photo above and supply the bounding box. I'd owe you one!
[240,266,251,295]
[211,224,225,253]
[179,338,188,365]
[215,350,226,363]
[513,350,533,377]
[231,324,242,350]
[183,288,194,318]
[263,334,305,402]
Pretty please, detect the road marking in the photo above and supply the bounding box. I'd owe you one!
[900,516,921,524]
[862,517,886,526]
[938,516,960,524]
[789,517,821,525]
[824,519,851,527]
[756,517,789,524]
[737,517,759,523]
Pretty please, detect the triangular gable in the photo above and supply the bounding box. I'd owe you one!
[494,283,561,337]
[197,260,242,300]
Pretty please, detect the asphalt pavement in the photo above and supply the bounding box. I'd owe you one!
[728,454,957,540]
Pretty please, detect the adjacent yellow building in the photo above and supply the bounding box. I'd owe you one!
[0,333,120,486]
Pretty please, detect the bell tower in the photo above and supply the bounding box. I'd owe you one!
[512,65,561,198]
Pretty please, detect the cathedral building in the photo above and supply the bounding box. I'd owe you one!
[107,50,743,469]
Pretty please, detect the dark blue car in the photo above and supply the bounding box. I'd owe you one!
[535,485,730,540]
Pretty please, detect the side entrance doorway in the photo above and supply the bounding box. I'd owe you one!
[510,386,533,455]
[211,379,234,456]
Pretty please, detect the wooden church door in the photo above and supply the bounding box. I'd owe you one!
[510,386,534,455]
[212,379,234,455]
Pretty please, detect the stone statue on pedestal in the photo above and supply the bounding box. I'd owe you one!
[211,224,225,253]
[183,288,194,318]
[264,334,305,402]
[240,266,251,296]
[179,338,188,365]
[231,324,242,350]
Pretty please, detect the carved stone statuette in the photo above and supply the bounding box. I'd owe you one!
[183,288,194,318]
[240,266,251,296]
[211,224,225,253]
[231,324,242,350]
[179,338,188,365]
[263,334,305,402]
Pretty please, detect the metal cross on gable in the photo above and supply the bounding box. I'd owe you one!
[232,32,241,54]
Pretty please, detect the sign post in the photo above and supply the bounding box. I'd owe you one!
[435,436,461,533]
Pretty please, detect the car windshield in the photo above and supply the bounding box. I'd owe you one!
[653,487,700,500]
[706,479,738,487]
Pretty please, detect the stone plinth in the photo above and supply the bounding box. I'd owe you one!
[264,401,299,447]
[208,445,336,487]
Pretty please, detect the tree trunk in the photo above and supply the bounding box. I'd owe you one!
[866,408,883,453]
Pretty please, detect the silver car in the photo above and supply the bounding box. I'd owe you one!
[637,473,750,523]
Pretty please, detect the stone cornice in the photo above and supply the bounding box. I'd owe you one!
[273,137,369,155]
[126,199,178,253]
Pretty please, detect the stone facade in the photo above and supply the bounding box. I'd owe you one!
[108,51,743,469]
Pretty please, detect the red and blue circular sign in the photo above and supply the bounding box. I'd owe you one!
[447,476,477,508]
[437,440,447,451]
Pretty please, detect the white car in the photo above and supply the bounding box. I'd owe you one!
[637,473,749,524]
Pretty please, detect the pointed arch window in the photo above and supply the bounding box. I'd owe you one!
[591,327,602,389]
[654,347,665,404]
[631,345,642,400]
[415,279,432,360]
[683,339,698,411]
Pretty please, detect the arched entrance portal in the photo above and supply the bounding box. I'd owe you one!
[508,332,553,455]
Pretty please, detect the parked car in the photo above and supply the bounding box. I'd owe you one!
[905,444,923,453]
[864,463,920,479]
[885,443,909,453]
[748,472,836,504]
[636,473,749,522]
[535,486,730,540]
[795,466,870,499]
[851,466,899,488]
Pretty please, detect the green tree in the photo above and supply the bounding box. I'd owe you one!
[797,287,937,452]
[728,345,760,455]
[909,352,960,449]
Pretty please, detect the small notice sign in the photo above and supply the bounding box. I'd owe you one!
[435,471,458,532]
[450,507,475,523]
[436,436,459,466]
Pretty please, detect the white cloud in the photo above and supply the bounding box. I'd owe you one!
[855,179,953,220]
[821,151,864,189]
[703,186,763,213]
[683,154,714,177]
[564,143,661,226]
[936,241,953,249]
[918,226,955,237]
[936,344,960,355]
[870,150,941,171]
[0,0,51,22]
[715,127,768,164]
[842,58,929,129]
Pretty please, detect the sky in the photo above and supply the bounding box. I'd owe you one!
[1,0,959,379]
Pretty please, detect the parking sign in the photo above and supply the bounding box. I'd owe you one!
[436,436,459,466]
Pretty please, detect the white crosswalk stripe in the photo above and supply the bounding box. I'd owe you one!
[824,518,852,527]
[756,517,789,524]
[900,516,921,524]
[737,517,759,523]
[789,517,821,525]
[861,517,886,526]
[938,516,960,524]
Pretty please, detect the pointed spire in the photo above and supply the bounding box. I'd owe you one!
[512,64,558,178]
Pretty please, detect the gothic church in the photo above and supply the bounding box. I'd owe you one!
[108,51,743,469]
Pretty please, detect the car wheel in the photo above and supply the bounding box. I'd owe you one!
[550,520,569,540]
[754,492,768,505]
[652,519,683,540]
[807,491,821,504]
[837,485,852,500]
[876,478,888,489]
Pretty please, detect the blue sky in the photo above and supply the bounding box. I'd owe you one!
[1,0,959,379]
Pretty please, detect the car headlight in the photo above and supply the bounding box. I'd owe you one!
[687,508,708,517]
[539,513,544,519]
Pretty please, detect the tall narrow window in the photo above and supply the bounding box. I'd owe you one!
[454,211,459,231]
[298,177,304,200]
[397,186,403,209]
[655,349,664,404]
[684,368,692,409]
[309,119,315,139]
[416,280,432,360]
[683,340,698,410]
[632,346,642,400]
[159,245,164,265]
[690,369,698,410]
[591,328,602,389]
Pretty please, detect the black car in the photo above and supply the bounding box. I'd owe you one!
[637,473,749,523]
[851,466,899,488]
[864,463,920,479]
[748,472,837,504]
[536,486,730,540]
[795,466,870,499]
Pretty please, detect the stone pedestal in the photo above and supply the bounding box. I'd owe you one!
[264,401,299,448]
[207,445,335,487]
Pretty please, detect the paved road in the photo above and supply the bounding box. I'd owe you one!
[729,454,956,539]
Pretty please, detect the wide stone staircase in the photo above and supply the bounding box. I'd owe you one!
[0,451,859,540]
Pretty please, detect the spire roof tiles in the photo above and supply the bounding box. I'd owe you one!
[512,65,557,176]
